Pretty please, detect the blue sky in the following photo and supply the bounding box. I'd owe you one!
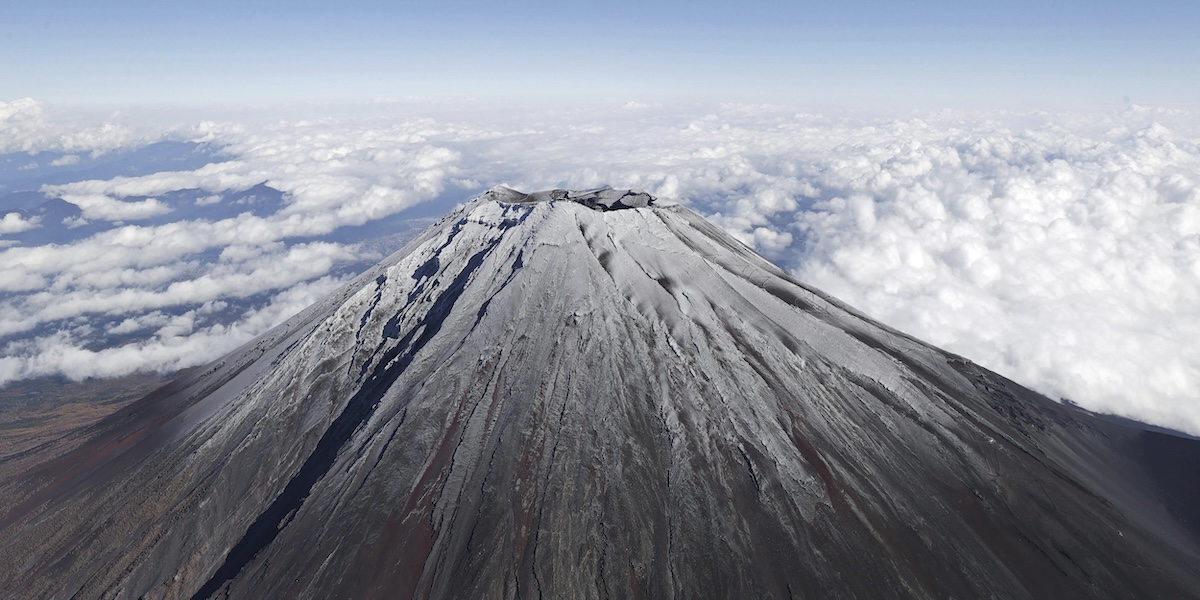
[3,0,1199,109]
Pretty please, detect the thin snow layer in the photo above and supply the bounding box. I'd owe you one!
[2,190,1197,599]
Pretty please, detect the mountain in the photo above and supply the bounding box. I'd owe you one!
[1,187,1198,599]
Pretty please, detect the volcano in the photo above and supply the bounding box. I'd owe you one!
[1,187,1198,599]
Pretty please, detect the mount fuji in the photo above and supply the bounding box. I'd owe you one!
[1,187,1197,599]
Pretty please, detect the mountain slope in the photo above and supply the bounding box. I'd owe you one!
[1,187,1198,599]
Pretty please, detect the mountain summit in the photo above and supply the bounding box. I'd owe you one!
[2,187,1198,598]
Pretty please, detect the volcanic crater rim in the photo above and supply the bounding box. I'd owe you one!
[489,185,661,211]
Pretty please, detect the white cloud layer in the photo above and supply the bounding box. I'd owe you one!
[2,101,1198,435]
[0,277,347,382]
[57,194,173,221]
[0,98,164,154]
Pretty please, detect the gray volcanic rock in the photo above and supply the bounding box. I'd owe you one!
[1,187,1198,599]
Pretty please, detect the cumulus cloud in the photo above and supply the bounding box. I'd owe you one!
[2,100,1198,436]
[778,120,1200,433]
[0,239,361,338]
[0,98,43,135]
[0,276,349,385]
[49,154,80,166]
[0,212,40,234]
[0,98,166,154]
[57,194,172,221]
[43,162,262,199]
[39,122,461,233]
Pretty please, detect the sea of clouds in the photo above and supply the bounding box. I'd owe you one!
[2,98,1198,434]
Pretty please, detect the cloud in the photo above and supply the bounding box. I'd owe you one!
[0,98,168,155]
[57,194,173,221]
[0,212,40,234]
[0,239,361,338]
[43,162,261,199]
[40,123,461,233]
[760,120,1200,434]
[0,276,349,385]
[2,100,1198,436]
[107,311,172,335]
[49,154,80,166]
[0,98,42,132]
